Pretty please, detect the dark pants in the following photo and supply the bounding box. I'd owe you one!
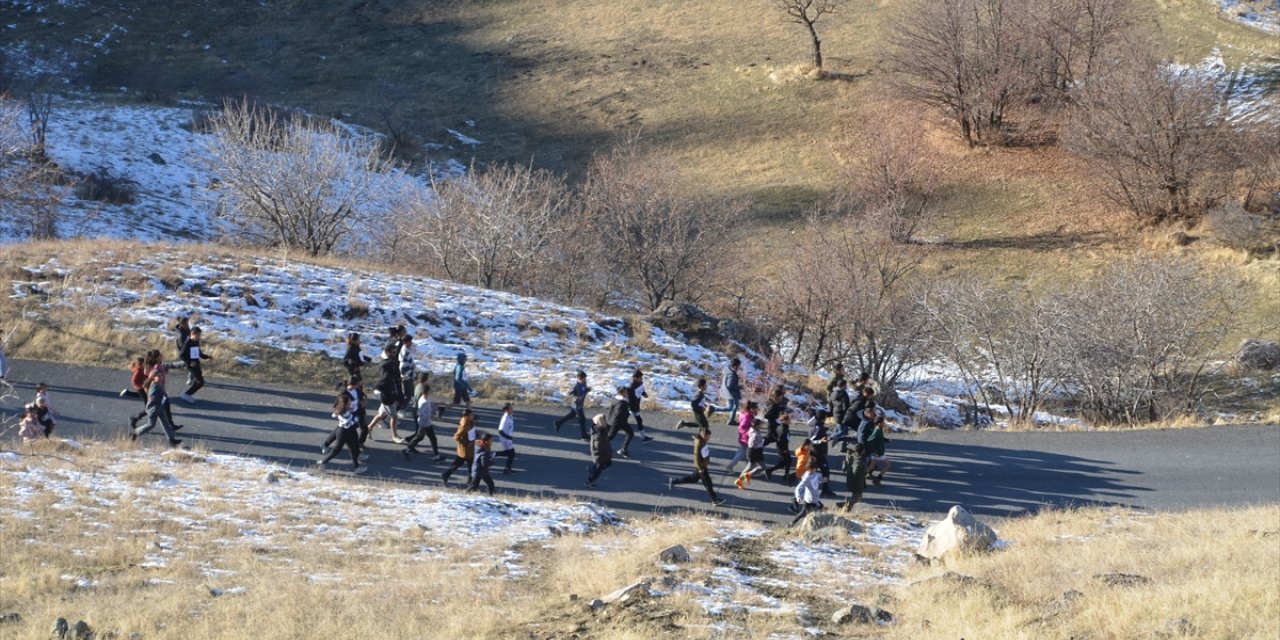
[587,459,612,484]
[441,457,470,484]
[767,439,793,477]
[672,469,717,501]
[499,448,516,472]
[791,501,824,526]
[676,411,709,431]
[555,405,587,438]
[404,422,439,455]
[608,422,635,453]
[320,427,361,468]
[467,468,495,495]
[135,399,177,441]
[184,363,204,396]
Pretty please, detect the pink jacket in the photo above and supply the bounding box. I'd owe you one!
[737,410,755,446]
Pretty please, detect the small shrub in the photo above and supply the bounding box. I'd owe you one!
[1199,203,1277,254]
[74,167,138,205]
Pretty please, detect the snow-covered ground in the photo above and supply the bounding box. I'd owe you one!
[1218,0,1280,34]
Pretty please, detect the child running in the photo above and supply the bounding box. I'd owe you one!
[17,403,44,443]
[33,382,56,437]
[585,413,613,488]
[438,352,474,419]
[668,425,724,506]
[178,327,210,403]
[765,412,794,482]
[401,375,444,461]
[495,403,519,474]
[735,417,768,489]
[466,432,497,496]
[724,400,758,473]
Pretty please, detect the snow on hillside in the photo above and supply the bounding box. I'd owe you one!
[1218,1,1280,34]
[14,250,733,410]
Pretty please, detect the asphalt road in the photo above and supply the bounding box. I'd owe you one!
[3,359,1278,523]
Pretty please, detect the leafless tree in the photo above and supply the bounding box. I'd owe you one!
[1048,255,1247,424]
[889,0,1038,146]
[774,0,839,73]
[1065,50,1237,225]
[580,139,748,311]
[198,99,395,256]
[837,106,941,243]
[393,162,572,292]
[925,278,1059,426]
[1023,0,1137,100]
[0,95,63,239]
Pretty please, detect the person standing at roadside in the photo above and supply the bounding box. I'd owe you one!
[720,358,742,426]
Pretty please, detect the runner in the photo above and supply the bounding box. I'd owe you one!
[674,378,714,431]
[17,403,43,443]
[585,413,613,488]
[342,332,372,382]
[33,382,56,437]
[606,385,635,458]
[724,400,758,473]
[366,344,403,442]
[438,352,474,419]
[720,358,742,426]
[734,417,769,489]
[440,408,477,488]
[668,425,724,505]
[317,386,367,474]
[553,370,591,441]
[625,369,654,444]
[496,402,518,474]
[178,327,210,403]
[765,412,795,482]
[401,375,444,461]
[466,432,497,496]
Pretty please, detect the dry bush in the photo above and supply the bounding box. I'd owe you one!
[199,99,395,257]
[73,167,138,205]
[836,101,942,243]
[1199,202,1279,254]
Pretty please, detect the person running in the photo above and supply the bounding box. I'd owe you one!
[791,466,825,525]
[720,358,742,426]
[119,356,147,398]
[132,356,182,447]
[825,363,846,401]
[33,382,56,437]
[829,380,851,440]
[342,332,373,382]
[626,369,654,443]
[402,375,444,461]
[841,442,868,508]
[466,432,497,496]
[763,385,789,445]
[397,333,417,411]
[675,378,714,431]
[724,400,758,473]
[605,385,637,458]
[317,387,367,474]
[440,408,477,488]
[366,345,403,442]
[585,413,613,488]
[324,377,370,461]
[865,416,891,486]
[18,403,44,443]
[837,386,874,446]
[439,352,474,419]
[807,404,838,499]
[178,327,210,403]
[765,412,795,482]
[668,425,724,506]
[735,417,769,489]
[553,370,591,440]
[496,403,518,474]
[173,316,190,361]
[131,350,183,436]
[788,439,819,516]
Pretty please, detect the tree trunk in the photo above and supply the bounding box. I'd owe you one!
[807,22,823,71]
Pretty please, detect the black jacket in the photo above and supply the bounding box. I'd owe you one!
[375,357,401,401]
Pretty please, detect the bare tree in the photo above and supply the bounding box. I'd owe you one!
[581,139,748,311]
[0,94,63,239]
[394,162,572,292]
[774,0,839,73]
[1024,0,1137,99]
[1048,255,1247,424]
[889,0,1037,146]
[837,105,941,243]
[199,100,395,256]
[1065,50,1237,225]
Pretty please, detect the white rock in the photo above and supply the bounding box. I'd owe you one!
[916,505,998,561]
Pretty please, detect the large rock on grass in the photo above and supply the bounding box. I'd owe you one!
[1238,339,1280,370]
[916,505,998,561]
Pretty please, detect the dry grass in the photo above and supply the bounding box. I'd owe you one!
[886,505,1280,640]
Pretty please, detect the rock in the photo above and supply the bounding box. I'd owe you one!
[656,544,690,564]
[796,512,864,541]
[1166,617,1196,636]
[916,505,998,561]
[0,613,20,624]
[568,594,579,602]
[1047,589,1085,615]
[263,470,282,484]
[601,581,651,606]
[831,604,890,625]
[52,617,68,639]
[70,620,92,640]
[587,599,605,612]
[1238,339,1280,370]
[147,152,166,165]
[1095,572,1152,587]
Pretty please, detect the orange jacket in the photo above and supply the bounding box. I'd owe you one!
[794,445,812,477]
[453,415,476,460]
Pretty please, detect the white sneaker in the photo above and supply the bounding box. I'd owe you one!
[352,465,368,474]
[316,460,326,467]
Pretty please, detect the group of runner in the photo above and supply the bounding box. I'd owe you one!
[14,318,893,520]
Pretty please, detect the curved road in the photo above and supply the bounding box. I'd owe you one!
[3,359,1277,523]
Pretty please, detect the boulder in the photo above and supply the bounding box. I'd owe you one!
[831,604,892,625]
[601,581,651,606]
[70,621,92,640]
[795,512,864,542]
[916,506,998,561]
[656,544,690,564]
[0,613,20,624]
[1238,339,1280,370]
